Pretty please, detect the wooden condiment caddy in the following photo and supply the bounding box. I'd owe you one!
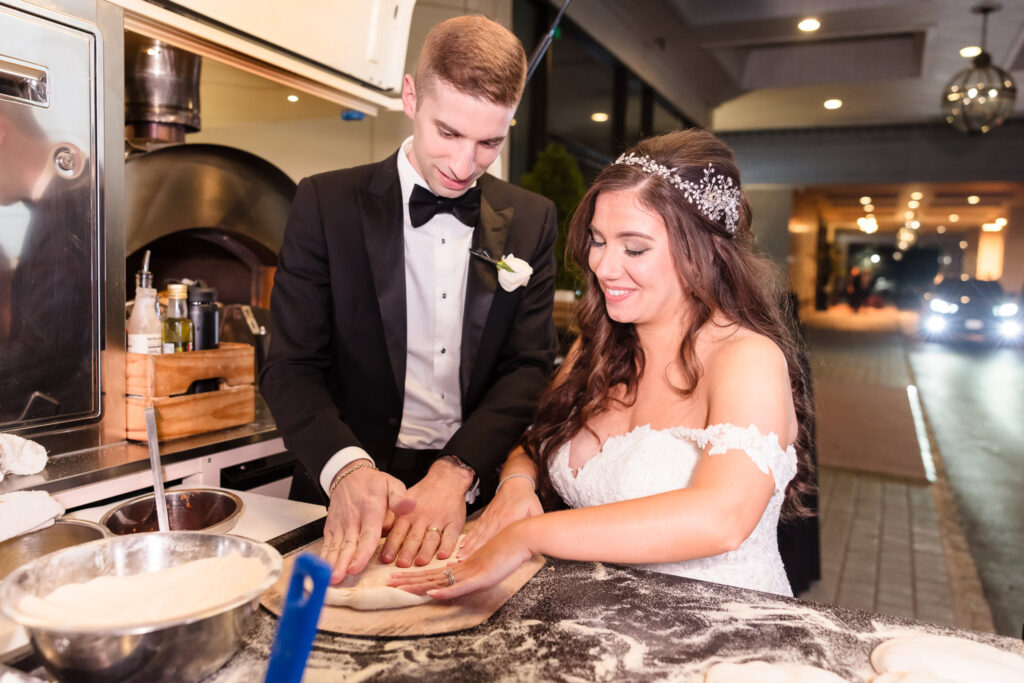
[125,343,255,441]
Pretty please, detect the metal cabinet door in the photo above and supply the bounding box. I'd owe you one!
[0,3,100,429]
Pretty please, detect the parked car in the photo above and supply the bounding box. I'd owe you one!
[921,278,1021,343]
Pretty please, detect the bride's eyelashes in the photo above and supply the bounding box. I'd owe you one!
[587,232,649,257]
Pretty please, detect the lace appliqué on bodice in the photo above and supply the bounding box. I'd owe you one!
[549,423,798,596]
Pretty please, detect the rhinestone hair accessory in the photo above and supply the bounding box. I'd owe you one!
[614,153,741,234]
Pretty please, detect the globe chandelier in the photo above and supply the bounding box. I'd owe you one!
[941,3,1017,134]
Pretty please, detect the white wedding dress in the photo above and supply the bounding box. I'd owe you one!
[549,423,798,596]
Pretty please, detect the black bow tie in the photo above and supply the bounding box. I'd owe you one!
[408,184,481,228]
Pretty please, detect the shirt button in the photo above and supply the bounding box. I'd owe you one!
[441,347,447,354]
[441,238,446,244]
[441,393,445,400]
[442,292,447,299]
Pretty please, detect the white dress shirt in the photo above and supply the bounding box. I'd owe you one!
[319,137,474,494]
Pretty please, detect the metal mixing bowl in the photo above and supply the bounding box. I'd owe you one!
[0,532,281,683]
[99,488,244,535]
[0,519,109,582]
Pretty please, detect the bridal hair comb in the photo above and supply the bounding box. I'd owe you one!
[613,153,741,234]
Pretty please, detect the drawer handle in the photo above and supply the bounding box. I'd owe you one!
[0,54,49,107]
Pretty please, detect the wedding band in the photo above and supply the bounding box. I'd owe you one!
[426,526,442,535]
[443,569,457,586]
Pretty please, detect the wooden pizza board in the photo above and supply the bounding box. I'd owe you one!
[260,537,545,637]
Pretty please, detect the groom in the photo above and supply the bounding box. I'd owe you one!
[260,15,558,583]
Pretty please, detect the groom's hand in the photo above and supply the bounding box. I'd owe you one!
[380,457,473,567]
[322,462,415,583]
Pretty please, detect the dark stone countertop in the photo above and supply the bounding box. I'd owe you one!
[208,553,1024,682]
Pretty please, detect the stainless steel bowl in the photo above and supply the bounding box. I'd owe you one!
[0,532,281,683]
[0,519,109,582]
[99,488,244,535]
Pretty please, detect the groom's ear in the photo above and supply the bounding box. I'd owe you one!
[401,74,418,121]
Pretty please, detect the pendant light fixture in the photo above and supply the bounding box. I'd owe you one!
[941,3,1017,134]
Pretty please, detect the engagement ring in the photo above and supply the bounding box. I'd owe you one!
[426,527,442,535]
[444,569,457,586]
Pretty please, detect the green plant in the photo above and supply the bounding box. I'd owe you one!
[519,143,586,291]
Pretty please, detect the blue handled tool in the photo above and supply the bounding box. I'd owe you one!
[265,554,332,683]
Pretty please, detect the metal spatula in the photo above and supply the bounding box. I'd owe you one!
[145,405,170,532]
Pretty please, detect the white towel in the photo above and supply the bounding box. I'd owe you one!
[0,491,64,543]
[0,434,48,480]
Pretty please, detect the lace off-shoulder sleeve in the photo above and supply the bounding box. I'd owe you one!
[669,423,798,490]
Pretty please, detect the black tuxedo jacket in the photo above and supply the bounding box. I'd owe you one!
[260,151,558,498]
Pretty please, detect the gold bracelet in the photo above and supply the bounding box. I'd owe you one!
[328,462,377,497]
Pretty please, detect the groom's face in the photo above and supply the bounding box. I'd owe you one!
[402,75,515,198]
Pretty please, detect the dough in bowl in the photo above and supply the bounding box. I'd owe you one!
[704,660,848,682]
[870,634,1024,683]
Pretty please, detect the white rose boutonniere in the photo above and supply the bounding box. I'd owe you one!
[470,249,533,292]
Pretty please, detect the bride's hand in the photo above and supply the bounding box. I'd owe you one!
[460,477,542,559]
[387,523,534,600]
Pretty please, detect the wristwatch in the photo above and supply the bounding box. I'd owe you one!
[442,454,480,504]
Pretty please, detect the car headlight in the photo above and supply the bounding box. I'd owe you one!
[929,298,958,314]
[999,320,1022,338]
[925,316,947,333]
[994,302,1019,317]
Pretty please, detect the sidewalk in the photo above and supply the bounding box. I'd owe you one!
[798,307,995,634]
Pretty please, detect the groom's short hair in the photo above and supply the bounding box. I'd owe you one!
[414,15,527,107]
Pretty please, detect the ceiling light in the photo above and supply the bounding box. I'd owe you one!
[287,94,299,102]
[146,47,161,56]
[949,213,960,222]
[905,210,915,220]
[863,204,875,213]
[910,191,923,200]
[893,252,903,261]
[908,200,920,209]
[959,240,969,249]
[823,99,843,110]
[910,220,921,229]
[591,112,609,122]
[995,217,1007,226]
[942,4,1016,134]
[937,225,947,234]
[860,196,872,204]
[967,195,980,204]
[870,254,881,264]
[960,46,982,58]
[798,18,820,32]
[982,222,1002,232]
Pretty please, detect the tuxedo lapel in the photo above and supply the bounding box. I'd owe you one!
[359,154,406,395]
[460,186,512,396]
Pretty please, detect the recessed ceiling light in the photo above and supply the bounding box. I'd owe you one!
[591,112,609,122]
[936,225,947,234]
[982,222,1002,232]
[823,98,842,110]
[959,240,969,249]
[860,196,872,205]
[910,191,923,200]
[863,204,875,213]
[287,94,299,102]
[908,200,920,209]
[967,195,980,204]
[798,18,820,32]
[905,210,915,220]
[910,220,921,229]
[960,46,982,58]
[995,217,1007,226]
[949,213,960,222]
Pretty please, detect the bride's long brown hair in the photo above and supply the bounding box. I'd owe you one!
[523,129,815,518]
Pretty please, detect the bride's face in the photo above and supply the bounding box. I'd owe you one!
[588,189,686,326]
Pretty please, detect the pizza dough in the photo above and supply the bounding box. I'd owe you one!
[16,552,266,627]
[322,537,462,611]
[870,634,1024,683]
[704,661,847,682]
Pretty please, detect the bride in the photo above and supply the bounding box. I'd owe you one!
[390,129,815,598]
